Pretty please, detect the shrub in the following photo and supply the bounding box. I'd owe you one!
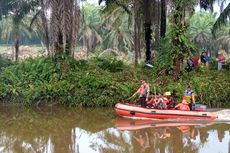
[0,56,229,108]
[0,55,13,72]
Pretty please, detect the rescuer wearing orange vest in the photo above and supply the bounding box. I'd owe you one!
[163,91,175,109]
[132,80,150,107]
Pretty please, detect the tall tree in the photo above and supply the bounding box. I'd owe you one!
[99,0,154,62]
[50,0,80,56]
[170,0,196,81]
[143,0,152,62]
[133,0,141,65]
[160,0,166,38]
[30,0,50,56]
[0,0,40,61]
[101,3,133,52]
[188,12,216,53]
[212,2,230,38]
[81,4,102,54]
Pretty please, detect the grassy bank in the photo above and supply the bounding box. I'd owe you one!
[0,56,229,108]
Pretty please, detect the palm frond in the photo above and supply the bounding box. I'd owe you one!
[29,10,41,30]
[99,0,131,14]
[212,3,230,38]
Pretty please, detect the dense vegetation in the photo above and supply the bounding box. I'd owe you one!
[0,55,229,108]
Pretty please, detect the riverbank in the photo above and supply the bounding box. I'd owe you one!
[0,56,229,108]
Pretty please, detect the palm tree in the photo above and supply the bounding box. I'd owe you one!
[100,3,133,53]
[80,3,102,55]
[0,0,40,61]
[215,23,230,52]
[30,0,50,56]
[0,16,38,60]
[169,0,196,81]
[0,17,13,44]
[160,0,166,38]
[188,12,216,52]
[212,2,230,37]
[99,0,157,62]
[50,0,80,56]
[133,0,142,65]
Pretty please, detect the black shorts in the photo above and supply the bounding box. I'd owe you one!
[139,97,146,107]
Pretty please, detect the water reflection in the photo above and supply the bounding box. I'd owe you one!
[115,117,230,153]
[0,105,229,153]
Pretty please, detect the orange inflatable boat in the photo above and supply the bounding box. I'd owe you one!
[115,103,218,120]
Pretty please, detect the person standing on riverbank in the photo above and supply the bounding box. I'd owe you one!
[200,52,210,68]
[217,49,226,70]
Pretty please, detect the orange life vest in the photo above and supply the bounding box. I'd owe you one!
[139,84,148,97]
[163,97,169,107]
[179,103,190,111]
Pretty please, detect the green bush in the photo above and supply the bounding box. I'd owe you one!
[0,56,229,108]
[0,55,13,72]
[0,57,138,106]
[91,57,125,72]
[153,70,230,108]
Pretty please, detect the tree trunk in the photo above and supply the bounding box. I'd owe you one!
[63,0,80,56]
[15,35,20,61]
[171,1,186,81]
[160,0,166,38]
[40,0,50,56]
[137,18,141,60]
[50,0,80,56]
[173,58,181,81]
[143,0,152,62]
[153,0,161,48]
[210,0,214,12]
[134,0,139,65]
[14,22,20,61]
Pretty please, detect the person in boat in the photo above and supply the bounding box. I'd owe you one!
[132,80,150,107]
[163,91,175,109]
[146,93,157,108]
[155,93,165,109]
[175,86,196,111]
[175,99,190,111]
[183,86,196,110]
[146,92,165,109]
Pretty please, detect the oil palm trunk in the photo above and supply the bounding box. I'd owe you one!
[143,0,152,62]
[160,0,166,38]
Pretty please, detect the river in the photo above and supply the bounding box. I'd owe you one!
[0,104,229,153]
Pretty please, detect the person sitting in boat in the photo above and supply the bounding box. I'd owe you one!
[146,93,157,108]
[175,86,196,111]
[155,93,165,109]
[183,86,196,110]
[163,91,175,109]
[175,99,190,111]
[132,80,150,107]
[146,93,165,109]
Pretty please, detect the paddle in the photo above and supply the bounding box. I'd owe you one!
[125,94,136,103]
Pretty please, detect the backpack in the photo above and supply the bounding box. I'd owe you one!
[185,58,194,72]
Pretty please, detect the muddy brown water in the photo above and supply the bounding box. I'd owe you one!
[0,105,229,153]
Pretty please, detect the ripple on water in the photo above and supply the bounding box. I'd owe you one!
[215,109,230,121]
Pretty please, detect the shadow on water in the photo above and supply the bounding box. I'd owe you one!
[0,105,229,153]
